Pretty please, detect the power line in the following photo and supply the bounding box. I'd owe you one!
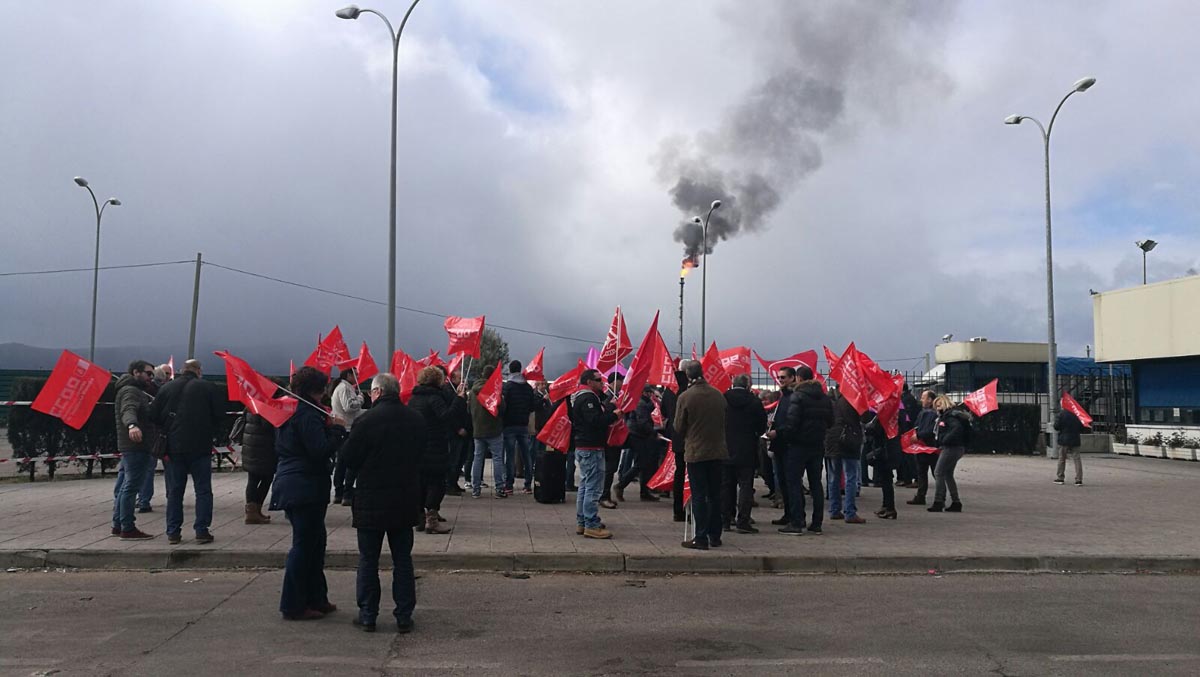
[0,260,194,277]
[202,261,598,345]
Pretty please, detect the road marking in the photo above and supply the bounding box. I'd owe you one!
[1050,654,1200,663]
[677,657,885,667]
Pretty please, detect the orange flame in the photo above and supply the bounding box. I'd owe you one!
[680,257,698,278]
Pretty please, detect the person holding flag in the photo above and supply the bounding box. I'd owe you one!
[270,366,348,621]
[469,364,507,499]
[674,360,730,550]
[1054,406,1087,486]
[906,390,941,506]
[929,395,971,513]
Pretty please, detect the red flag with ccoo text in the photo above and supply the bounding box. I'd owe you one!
[718,346,752,377]
[963,379,999,417]
[701,342,732,392]
[523,348,546,382]
[536,401,573,452]
[444,316,485,358]
[31,350,111,430]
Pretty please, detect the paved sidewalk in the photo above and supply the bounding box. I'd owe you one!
[2,454,1199,574]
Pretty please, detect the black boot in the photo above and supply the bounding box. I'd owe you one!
[927,501,944,512]
[906,495,926,505]
[946,501,962,513]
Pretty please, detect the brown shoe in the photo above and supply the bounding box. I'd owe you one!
[599,499,617,510]
[425,510,452,535]
[245,502,270,525]
[583,527,612,539]
[613,485,625,502]
[845,516,867,524]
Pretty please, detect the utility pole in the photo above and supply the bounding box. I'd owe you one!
[188,252,202,359]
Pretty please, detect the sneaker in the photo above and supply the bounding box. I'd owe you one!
[494,491,507,499]
[396,617,415,634]
[1075,481,1083,486]
[119,528,155,540]
[845,516,867,524]
[830,513,844,521]
[352,618,376,633]
[472,490,481,499]
[681,538,709,550]
[735,525,759,534]
[167,533,182,545]
[583,527,612,539]
[195,532,215,544]
[777,525,804,536]
[770,517,790,526]
[1053,479,1065,485]
[806,526,823,535]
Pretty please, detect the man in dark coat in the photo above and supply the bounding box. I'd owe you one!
[501,360,539,494]
[1054,408,1086,485]
[779,366,832,535]
[148,359,223,545]
[408,366,455,534]
[722,374,768,533]
[341,373,427,633]
[111,360,158,540]
[615,385,664,502]
[440,366,471,495]
[765,367,797,526]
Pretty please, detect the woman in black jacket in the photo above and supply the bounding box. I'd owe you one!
[929,395,971,513]
[269,367,347,621]
[862,410,901,520]
[240,410,277,525]
[407,367,455,534]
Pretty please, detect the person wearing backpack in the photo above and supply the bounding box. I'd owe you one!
[929,395,971,513]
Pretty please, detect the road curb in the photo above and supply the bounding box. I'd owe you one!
[3,550,1198,574]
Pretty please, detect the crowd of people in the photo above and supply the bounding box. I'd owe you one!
[105,353,1096,632]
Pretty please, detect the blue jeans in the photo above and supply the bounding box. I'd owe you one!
[111,451,152,532]
[164,454,213,536]
[575,448,604,529]
[472,436,505,493]
[825,457,860,519]
[280,502,329,615]
[356,526,416,624]
[502,427,534,491]
[140,458,156,508]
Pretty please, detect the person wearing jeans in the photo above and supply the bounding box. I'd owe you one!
[112,451,155,537]
[825,456,860,520]
[823,391,863,521]
[500,361,541,494]
[469,364,507,498]
[568,369,617,539]
[503,426,534,493]
[472,436,505,498]
[111,361,158,538]
[164,453,214,541]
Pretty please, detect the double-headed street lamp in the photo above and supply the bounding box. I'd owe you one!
[73,177,121,362]
[697,199,721,352]
[1004,76,1096,452]
[1136,239,1157,284]
[336,1,421,357]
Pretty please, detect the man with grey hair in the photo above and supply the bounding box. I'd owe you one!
[341,371,427,633]
[674,360,729,550]
[722,373,768,533]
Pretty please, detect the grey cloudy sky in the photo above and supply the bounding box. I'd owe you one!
[2,0,1198,374]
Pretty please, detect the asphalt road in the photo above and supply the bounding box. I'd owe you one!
[2,570,1198,676]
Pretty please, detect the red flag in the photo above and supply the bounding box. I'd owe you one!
[166,355,175,380]
[754,349,821,385]
[901,429,940,455]
[476,360,503,416]
[390,349,418,403]
[338,342,379,382]
[963,378,999,418]
[701,342,732,392]
[536,401,573,452]
[597,306,633,374]
[606,417,629,447]
[647,332,678,393]
[445,353,464,382]
[691,343,698,361]
[31,350,111,430]
[718,346,752,377]
[1061,392,1093,428]
[651,398,664,427]
[444,316,485,358]
[304,326,351,373]
[646,443,689,502]
[614,312,660,413]
[417,349,444,370]
[548,360,587,403]
[827,343,870,414]
[523,348,546,382]
[847,346,903,438]
[216,351,298,427]
[764,400,779,412]
[288,360,296,378]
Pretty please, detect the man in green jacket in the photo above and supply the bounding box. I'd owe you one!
[674,360,729,550]
[468,365,507,499]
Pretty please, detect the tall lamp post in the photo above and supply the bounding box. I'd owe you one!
[1004,76,1096,453]
[698,199,721,352]
[73,177,121,362]
[336,1,421,357]
[1136,239,1157,284]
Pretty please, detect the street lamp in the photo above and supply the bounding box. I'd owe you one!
[1004,76,1096,453]
[73,177,121,363]
[698,199,721,352]
[1136,239,1157,284]
[336,1,421,357]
